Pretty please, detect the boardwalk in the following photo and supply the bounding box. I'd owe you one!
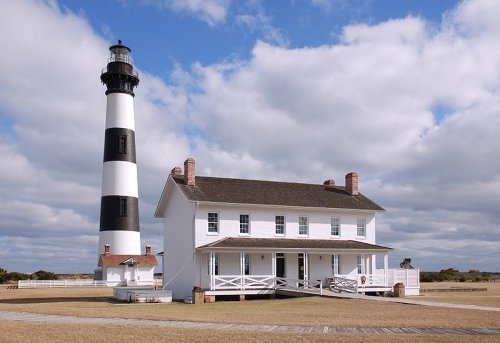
[1,310,499,336]
[318,289,500,312]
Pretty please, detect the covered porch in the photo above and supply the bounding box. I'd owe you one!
[196,237,406,296]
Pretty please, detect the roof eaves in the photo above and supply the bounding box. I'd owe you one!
[193,200,385,213]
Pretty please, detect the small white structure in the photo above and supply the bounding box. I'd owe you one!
[156,158,419,300]
[98,244,157,286]
[114,287,172,303]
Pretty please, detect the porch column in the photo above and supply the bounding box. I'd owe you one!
[304,252,309,283]
[240,252,245,290]
[209,252,214,290]
[371,254,376,275]
[384,253,388,286]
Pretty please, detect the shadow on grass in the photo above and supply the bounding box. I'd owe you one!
[0,296,114,304]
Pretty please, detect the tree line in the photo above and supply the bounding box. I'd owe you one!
[0,268,58,283]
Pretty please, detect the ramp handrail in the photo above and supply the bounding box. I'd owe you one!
[331,276,358,293]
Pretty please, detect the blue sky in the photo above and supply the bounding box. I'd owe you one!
[1,0,499,274]
[58,0,460,77]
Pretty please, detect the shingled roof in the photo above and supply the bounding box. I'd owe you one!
[197,237,391,251]
[98,254,158,267]
[171,175,384,211]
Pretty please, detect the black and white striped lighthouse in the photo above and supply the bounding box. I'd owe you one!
[98,40,141,256]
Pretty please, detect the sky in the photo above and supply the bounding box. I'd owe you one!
[0,0,499,274]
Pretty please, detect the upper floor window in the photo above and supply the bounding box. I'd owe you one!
[240,214,250,235]
[208,212,219,234]
[331,217,340,237]
[275,215,285,235]
[357,218,366,237]
[299,216,308,236]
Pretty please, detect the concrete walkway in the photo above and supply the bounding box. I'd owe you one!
[319,289,500,312]
[0,310,499,336]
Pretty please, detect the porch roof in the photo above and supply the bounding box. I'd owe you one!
[197,237,392,252]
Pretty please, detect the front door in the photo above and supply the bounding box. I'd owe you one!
[276,253,286,278]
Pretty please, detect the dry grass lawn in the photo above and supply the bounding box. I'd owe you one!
[419,282,500,307]
[0,286,499,330]
[2,320,499,343]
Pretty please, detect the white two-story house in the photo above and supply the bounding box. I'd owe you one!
[155,158,419,300]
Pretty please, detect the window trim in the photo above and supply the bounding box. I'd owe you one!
[239,213,250,236]
[356,218,366,238]
[275,215,286,236]
[207,212,219,235]
[298,216,309,236]
[330,217,340,238]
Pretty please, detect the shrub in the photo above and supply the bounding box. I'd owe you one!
[0,268,7,284]
[33,270,58,280]
[458,276,466,282]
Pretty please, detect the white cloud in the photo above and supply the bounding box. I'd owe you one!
[144,0,231,26]
[235,1,289,47]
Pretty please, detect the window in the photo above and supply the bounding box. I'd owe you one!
[332,254,339,275]
[119,197,127,216]
[208,213,219,234]
[208,253,219,275]
[357,218,366,237]
[299,216,308,236]
[119,135,127,154]
[357,254,365,274]
[331,217,340,237]
[244,254,250,275]
[275,215,285,235]
[240,214,250,234]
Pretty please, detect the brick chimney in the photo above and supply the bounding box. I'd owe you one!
[184,158,195,186]
[104,244,110,255]
[345,172,359,195]
[323,179,335,189]
[171,166,182,176]
[145,245,151,256]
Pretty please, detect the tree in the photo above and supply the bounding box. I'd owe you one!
[0,268,7,284]
[33,270,58,280]
[400,257,414,269]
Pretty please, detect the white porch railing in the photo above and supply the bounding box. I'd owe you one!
[275,277,323,295]
[209,276,323,295]
[211,275,275,290]
[332,276,358,293]
[18,279,115,288]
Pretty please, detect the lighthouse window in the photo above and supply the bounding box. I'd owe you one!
[119,198,127,216]
[119,135,127,154]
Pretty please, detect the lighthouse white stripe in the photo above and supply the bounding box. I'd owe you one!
[105,93,135,130]
[98,231,141,255]
[101,161,138,197]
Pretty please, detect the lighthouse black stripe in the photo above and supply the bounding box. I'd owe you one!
[103,128,136,163]
[99,196,140,232]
